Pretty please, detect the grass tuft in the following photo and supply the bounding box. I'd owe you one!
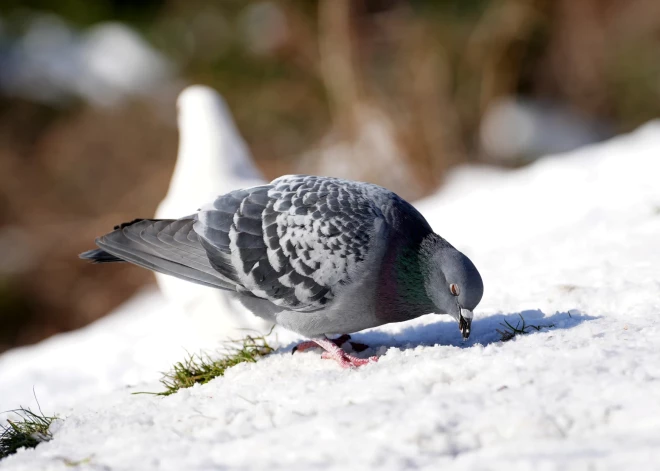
[0,407,57,459]
[497,314,555,342]
[136,334,274,397]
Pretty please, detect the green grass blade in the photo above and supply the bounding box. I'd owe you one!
[134,334,274,397]
[0,407,57,459]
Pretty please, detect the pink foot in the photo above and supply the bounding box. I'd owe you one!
[292,336,377,368]
[291,340,319,354]
[315,338,378,369]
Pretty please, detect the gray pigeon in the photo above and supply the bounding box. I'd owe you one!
[81,175,483,368]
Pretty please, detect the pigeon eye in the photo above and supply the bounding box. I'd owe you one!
[449,284,460,296]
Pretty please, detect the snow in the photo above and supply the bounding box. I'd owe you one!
[154,86,272,343]
[2,121,660,470]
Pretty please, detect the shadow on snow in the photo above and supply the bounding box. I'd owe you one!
[280,309,598,354]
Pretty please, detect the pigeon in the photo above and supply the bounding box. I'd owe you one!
[155,85,273,341]
[81,175,484,368]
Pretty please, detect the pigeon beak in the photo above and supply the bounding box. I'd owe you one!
[458,308,473,340]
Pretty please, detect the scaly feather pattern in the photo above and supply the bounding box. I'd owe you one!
[194,175,394,311]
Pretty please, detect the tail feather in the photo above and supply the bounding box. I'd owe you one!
[79,248,124,263]
[80,218,236,291]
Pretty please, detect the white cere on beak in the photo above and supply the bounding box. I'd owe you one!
[459,309,473,341]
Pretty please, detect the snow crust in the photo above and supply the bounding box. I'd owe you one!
[1,122,660,470]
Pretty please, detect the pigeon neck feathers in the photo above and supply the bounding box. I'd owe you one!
[376,233,438,322]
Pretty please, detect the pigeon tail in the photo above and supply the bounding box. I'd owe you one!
[81,218,237,292]
[79,248,123,263]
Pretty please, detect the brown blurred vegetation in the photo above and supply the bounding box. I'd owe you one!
[1,0,659,352]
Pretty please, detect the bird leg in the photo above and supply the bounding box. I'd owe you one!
[291,335,377,368]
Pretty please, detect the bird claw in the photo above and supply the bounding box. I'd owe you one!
[291,340,319,355]
[321,351,378,368]
[292,335,377,368]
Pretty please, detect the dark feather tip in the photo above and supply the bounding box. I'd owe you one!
[113,218,147,231]
[79,248,123,263]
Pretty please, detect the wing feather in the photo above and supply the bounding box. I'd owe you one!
[94,219,237,290]
[193,176,387,312]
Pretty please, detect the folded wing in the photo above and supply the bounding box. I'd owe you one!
[85,176,386,313]
[194,176,382,312]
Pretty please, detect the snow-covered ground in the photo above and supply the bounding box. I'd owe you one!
[1,122,660,470]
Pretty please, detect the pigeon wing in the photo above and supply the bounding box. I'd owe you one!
[193,176,385,312]
[92,218,238,290]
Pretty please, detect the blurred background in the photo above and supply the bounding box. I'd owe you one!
[0,0,658,353]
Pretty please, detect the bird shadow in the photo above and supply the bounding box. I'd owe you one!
[360,309,597,352]
[279,309,597,355]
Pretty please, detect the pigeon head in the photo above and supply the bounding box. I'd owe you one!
[421,236,484,340]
